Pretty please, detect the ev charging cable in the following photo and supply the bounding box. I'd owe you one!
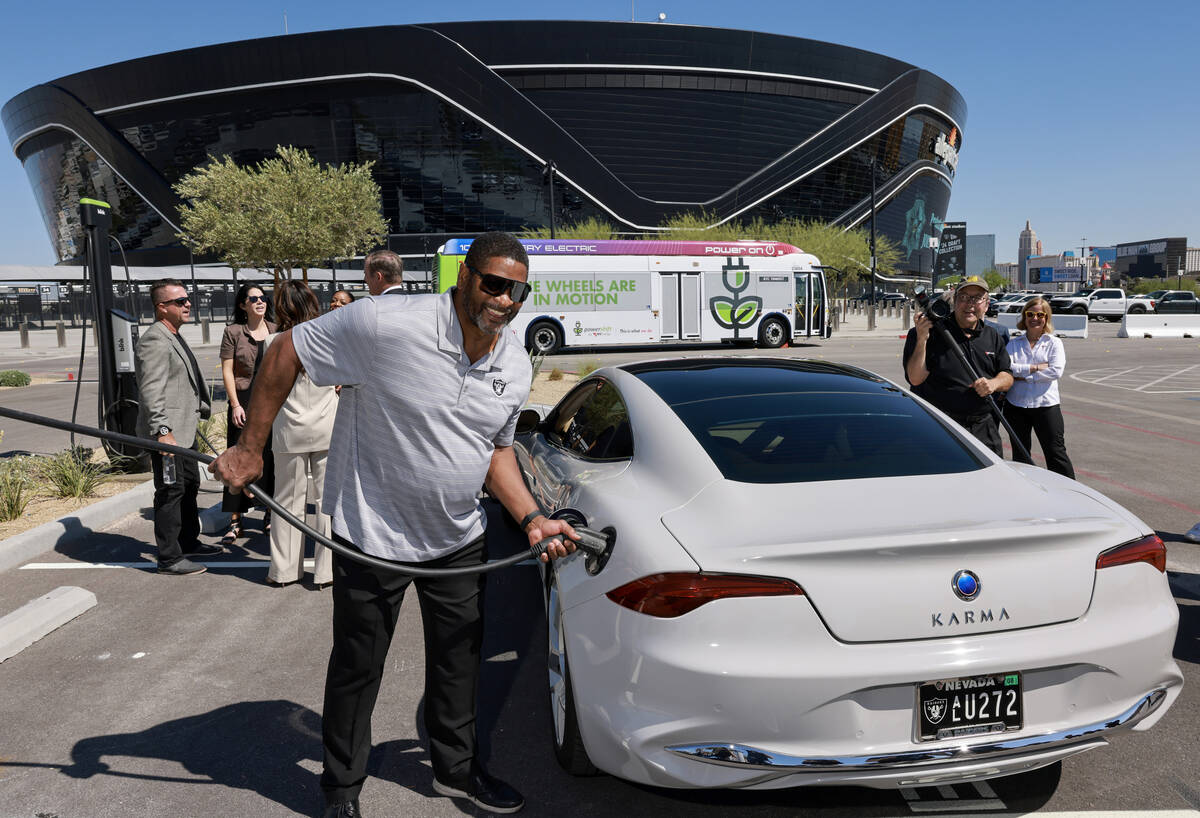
[0,405,610,577]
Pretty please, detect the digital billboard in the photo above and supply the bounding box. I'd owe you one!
[1115,237,1188,278]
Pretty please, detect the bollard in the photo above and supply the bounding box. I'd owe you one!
[201,319,210,345]
[867,304,876,331]
[903,304,911,327]
[56,321,66,348]
[832,306,840,332]
[19,322,30,348]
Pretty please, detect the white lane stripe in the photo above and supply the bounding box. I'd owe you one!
[935,785,958,799]
[900,787,921,801]
[1137,363,1200,391]
[1066,392,1200,427]
[1089,366,1141,384]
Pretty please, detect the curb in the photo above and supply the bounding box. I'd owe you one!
[0,480,155,574]
[0,586,97,663]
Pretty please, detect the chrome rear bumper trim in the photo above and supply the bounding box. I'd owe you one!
[666,688,1166,772]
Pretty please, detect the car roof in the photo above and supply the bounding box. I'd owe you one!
[621,357,895,405]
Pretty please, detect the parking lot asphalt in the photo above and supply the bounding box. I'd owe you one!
[1,321,1199,816]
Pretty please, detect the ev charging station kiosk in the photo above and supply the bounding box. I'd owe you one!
[80,198,145,466]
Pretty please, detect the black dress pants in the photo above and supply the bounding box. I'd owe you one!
[949,412,1004,458]
[1003,403,1076,479]
[320,533,487,805]
[150,449,202,566]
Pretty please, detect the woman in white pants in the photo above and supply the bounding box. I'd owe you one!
[264,281,338,588]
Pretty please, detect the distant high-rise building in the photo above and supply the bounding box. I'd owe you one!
[1018,220,1038,286]
[966,234,996,277]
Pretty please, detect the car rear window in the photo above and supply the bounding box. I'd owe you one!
[684,393,984,483]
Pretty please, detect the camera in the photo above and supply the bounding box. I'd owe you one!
[912,286,952,322]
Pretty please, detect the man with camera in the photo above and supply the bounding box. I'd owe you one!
[903,276,1013,455]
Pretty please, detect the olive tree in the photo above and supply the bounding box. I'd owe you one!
[174,146,388,288]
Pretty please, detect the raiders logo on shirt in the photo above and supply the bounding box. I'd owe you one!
[492,378,506,396]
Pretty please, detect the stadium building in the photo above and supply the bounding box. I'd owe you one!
[3,21,966,271]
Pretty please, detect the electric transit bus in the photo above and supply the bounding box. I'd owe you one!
[436,239,830,354]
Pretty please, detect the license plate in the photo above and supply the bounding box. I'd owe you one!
[915,672,1023,741]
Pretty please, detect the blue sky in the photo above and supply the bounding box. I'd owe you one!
[1,0,1196,265]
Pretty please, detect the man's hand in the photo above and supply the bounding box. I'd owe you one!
[525,515,579,563]
[230,405,247,428]
[157,432,178,449]
[972,376,998,397]
[207,443,264,494]
[913,312,932,341]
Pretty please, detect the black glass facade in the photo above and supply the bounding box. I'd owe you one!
[3,22,966,269]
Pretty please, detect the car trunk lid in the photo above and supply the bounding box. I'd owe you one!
[659,467,1139,643]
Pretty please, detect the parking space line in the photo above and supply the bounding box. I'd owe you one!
[1066,393,1200,427]
[1137,364,1200,391]
[1062,410,1200,448]
[1088,366,1141,384]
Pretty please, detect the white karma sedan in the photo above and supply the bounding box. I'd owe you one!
[513,357,1182,790]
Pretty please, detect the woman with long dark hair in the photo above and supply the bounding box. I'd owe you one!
[219,283,277,543]
[263,280,337,587]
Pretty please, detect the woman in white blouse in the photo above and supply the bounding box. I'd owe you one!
[1004,297,1075,478]
[263,281,338,588]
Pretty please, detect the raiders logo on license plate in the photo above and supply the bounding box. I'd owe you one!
[915,671,1023,742]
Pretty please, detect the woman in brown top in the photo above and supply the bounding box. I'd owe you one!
[219,283,277,544]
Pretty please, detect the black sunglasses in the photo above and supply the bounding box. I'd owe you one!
[245,295,267,303]
[157,296,191,307]
[466,263,531,302]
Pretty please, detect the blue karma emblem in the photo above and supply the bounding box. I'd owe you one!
[952,570,981,601]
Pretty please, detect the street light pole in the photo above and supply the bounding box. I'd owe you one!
[543,160,558,239]
[868,157,877,331]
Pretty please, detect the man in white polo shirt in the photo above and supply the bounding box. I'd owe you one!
[209,232,576,818]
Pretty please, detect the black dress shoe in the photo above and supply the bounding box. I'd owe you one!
[157,558,206,576]
[182,543,223,557]
[433,767,524,814]
[321,799,361,817]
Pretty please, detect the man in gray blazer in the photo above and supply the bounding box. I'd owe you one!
[136,279,219,575]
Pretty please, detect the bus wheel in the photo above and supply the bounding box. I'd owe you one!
[529,321,563,355]
[758,317,788,349]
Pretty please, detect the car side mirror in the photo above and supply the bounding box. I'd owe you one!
[516,408,542,436]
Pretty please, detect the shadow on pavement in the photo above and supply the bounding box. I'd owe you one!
[55,700,322,814]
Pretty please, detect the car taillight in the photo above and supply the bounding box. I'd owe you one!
[1096,534,1166,573]
[606,572,805,618]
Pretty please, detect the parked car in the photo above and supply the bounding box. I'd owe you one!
[1153,290,1200,314]
[1128,290,1169,313]
[989,293,1028,316]
[1086,288,1130,320]
[514,357,1182,791]
[1048,288,1095,316]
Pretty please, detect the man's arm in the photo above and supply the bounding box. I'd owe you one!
[207,330,301,491]
[484,445,577,562]
[135,329,173,442]
[904,315,932,386]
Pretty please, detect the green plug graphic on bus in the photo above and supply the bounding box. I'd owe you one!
[709,258,762,338]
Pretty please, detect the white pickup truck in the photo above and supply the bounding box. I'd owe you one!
[1048,287,1129,320]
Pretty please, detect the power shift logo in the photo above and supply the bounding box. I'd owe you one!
[709,258,762,339]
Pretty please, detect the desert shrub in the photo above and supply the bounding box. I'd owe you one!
[547,367,564,381]
[576,359,603,378]
[0,370,31,387]
[197,412,229,455]
[40,448,109,499]
[0,465,30,521]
